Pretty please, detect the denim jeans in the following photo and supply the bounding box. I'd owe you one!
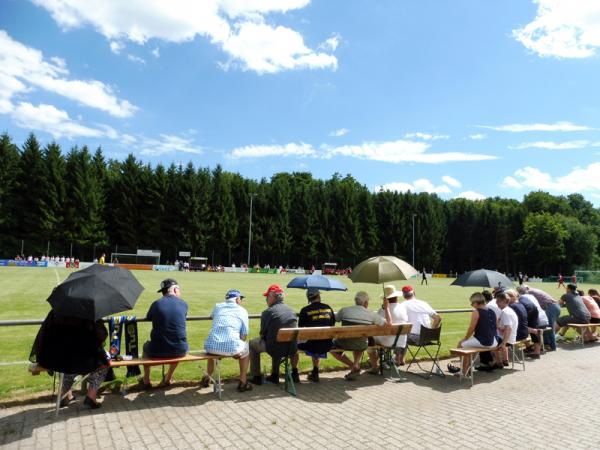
[545,303,561,350]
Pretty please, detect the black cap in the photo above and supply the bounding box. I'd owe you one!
[158,278,178,293]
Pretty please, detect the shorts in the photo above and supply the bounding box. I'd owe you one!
[332,337,367,352]
[461,336,498,349]
[205,342,249,358]
[556,316,590,327]
[530,331,540,343]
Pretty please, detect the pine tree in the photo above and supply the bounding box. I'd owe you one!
[0,133,21,252]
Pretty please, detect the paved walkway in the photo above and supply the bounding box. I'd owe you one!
[2,345,600,449]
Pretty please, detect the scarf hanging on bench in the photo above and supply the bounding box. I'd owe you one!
[109,316,141,377]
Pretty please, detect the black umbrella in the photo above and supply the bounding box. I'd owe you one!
[47,264,144,320]
[451,268,514,289]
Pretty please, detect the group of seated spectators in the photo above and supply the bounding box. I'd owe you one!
[448,283,600,374]
[34,275,600,409]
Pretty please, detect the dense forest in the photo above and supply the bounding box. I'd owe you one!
[1,133,599,275]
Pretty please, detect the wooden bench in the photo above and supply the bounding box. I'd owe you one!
[449,338,531,387]
[276,323,412,395]
[30,351,227,416]
[566,323,599,347]
[109,351,225,398]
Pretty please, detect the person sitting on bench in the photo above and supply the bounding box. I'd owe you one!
[495,292,518,367]
[556,284,591,342]
[331,291,390,381]
[297,288,335,383]
[202,289,252,392]
[447,292,498,375]
[249,284,299,385]
[141,279,189,388]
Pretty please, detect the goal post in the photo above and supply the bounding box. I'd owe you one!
[574,270,600,284]
[111,249,161,265]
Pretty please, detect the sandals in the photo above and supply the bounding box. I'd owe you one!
[137,377,152,390]
[237,381,253,392]
[59,395,76,408]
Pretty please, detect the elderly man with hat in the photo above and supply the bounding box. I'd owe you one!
[141,278,189,388]
[201,289,252,392]
[249,284,299,385]
[366,285,408,373]
[399,285,441,364]
[297,288,335,382]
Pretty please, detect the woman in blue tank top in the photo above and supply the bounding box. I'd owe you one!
[448,292,498,375]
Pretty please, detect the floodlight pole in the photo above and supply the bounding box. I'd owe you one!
[412,214,416,268]
[247,193,257,266]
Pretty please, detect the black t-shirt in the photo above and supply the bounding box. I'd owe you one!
[298,301,335,354]
[509,302,529,340]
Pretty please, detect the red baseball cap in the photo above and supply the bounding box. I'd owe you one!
[401,285,414,293]
[263,284,284,296]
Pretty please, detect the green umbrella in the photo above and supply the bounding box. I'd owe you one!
[349,256,418,285]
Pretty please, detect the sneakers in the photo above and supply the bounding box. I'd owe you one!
[367,367,380,375]
[291,368,300,383]
[344,369,360,381]
[526,353,541,359]
[474,364,494,372]
[307,369,320,383]
[236,381,253,392]
[555,334,566,342]
[199,375,211,388]
[83,396,101,409]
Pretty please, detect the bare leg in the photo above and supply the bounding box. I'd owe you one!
[238,355,249,384]
[143,366,151,385]
[206,359,215,377]
[164,362,178,383]
[367,349,379,369]
[462,355,471,375]
[311,356,320,368]
[351,351,364,371]
[330,352,354,369]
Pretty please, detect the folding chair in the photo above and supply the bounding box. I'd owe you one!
[405,326,445,379]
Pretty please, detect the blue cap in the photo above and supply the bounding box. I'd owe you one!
[225,289,244,301]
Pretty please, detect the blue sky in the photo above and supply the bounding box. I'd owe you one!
[2,0,600,204]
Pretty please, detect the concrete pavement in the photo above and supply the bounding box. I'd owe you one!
[1,344,600,449]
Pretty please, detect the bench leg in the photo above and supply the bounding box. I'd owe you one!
[214,359,222,400]
[283,356,296,396]
[459,354,476,387]
[55,372,64,418]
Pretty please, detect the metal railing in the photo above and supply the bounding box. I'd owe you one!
[0,309,472,327]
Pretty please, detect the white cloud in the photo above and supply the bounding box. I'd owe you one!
[513,0,600,58]
[127,54,146,64]
[468,133,486,140]
[229,142,316,158]
[110,41,124,54]
[456,191,486,201]
[32,0,337,74]
[222,21,337,73]
[11,102,118,139]
[319,33,341,51]
[325,140,496,164]
[228,139,496,164]
[479,121,592,132]
[502,163,600,195]
[511,140,598,150]
[329,128,348,137]
[151,47,160,58]
[375,179,451,195]
[442,175,461,188]
[0,30,137,118]
[139,134,203,155]
[404,132,450,140]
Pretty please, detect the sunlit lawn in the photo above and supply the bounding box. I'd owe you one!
[0,266,593,401]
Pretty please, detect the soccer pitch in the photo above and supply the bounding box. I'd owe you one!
[0,267,588,401]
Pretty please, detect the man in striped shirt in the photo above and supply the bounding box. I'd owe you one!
[202,289,252,392]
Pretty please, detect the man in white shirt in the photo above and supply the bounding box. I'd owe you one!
[496,292,518,367]
[398,285,441,364]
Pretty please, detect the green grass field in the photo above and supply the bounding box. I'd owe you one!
[0,266,593,402]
